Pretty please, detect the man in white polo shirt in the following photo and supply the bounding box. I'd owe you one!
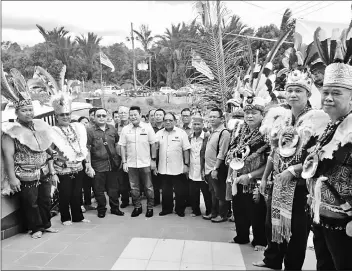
[119,106,157,218]
[155,112,191,217]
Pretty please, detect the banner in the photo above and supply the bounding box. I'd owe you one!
[100,52,115,72]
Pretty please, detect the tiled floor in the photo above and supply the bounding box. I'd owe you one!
[1,199,317,270]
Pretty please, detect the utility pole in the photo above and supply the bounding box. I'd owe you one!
[149,55,152,91]
[131,23,137,90]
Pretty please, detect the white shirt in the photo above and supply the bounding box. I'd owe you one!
[189,131,205,181]
[156,127,191,175]
[118,122,156,168]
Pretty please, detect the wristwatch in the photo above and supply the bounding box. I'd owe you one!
[184,163,189,167]
[287,166,297,177]
[247,173,253,180]
[213,166,218,171]
[151,158,157,161]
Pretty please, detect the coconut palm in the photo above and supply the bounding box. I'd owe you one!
[36,25,69,44]
[133,24,154,53]
[75,32,102,80]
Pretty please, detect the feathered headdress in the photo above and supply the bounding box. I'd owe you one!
[33,65,67,95]
[1,65,32,109]
[285,69,313,93]
[50,92,72,114]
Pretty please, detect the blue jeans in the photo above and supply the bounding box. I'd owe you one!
[128,167,154,209]
[206,173,228,218]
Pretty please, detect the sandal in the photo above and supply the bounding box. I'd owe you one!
[31,231,43,239]
[254,245,266,251]
[80,219,90,223]
[44,227,59,233]
[62,221,72,226]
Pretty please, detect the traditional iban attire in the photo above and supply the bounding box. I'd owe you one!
[259,70,330,270]
[225,97,269,248]
[302,26,352,270]
[1,67,55,235]
[50,93,88,223]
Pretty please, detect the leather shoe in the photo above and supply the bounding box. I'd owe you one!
[211,216,228,223]
[120,203,129,208]
[97,212,106,218]
[131,207,142,217]
[111,209,124,216]
[176,212,185,217]
[146,209,153,218]
[159,211,172,216]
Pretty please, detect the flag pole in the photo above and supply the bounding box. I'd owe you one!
[100,51,105,108]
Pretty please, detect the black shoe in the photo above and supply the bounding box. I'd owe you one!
[146,209,153,218]
[111,209,124,216]
[176,212,185,217]
[120,202,129,208]
[233,236,250,244]
[98,212,106,218]
[159,211,172,216]
[131,207,142,217]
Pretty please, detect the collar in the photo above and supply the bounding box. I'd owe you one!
[213,124,225,132]
[164,126,177,133]
[120,120,129,127]
[190,130,205,139]
[154,122,164,129]
[94,123,110,131]
[183,123,191,130]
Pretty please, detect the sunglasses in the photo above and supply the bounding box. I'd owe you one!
[96,114,107,118]
[58,113,71,117]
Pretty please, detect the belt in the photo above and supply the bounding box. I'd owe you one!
[16,164,49,181]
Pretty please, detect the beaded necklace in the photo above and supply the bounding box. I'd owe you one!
[58,124,84,158]
[231,124,261,156]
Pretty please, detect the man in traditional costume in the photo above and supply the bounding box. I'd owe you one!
[50,92,94,225]
[1,67,59,239]
[225,97,269,251]
[253,69,330,270]
[302,26,352,270]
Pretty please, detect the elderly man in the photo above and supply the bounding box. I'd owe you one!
[189,115,212,217]
[147,109,156,127]
[119,106,157,217]
[203,108,231,223]
[155,112,191,217]
[304,61,352,270]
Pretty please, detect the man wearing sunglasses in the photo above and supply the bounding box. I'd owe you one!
[87,108,124,218]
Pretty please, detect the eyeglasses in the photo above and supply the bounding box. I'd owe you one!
[59,113,71,117]
[164,119,174,122]
[96,114,107,118]
[182,115,191,118]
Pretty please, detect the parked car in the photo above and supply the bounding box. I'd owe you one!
[172,87,193,97]
[159,86,175,95]
[94,85,124,96]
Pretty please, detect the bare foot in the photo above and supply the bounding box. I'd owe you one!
[252,261,267,267]
[62,221,72,226]
[254,245,266,251]
[80,219,90,223]
[44,227,59,233]
[31,231,43,239]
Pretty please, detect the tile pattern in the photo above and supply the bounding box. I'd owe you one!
[1,198,316,270]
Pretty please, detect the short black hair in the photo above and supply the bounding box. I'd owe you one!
[147,109,156,117]
[130,106,141,114]
[210,107,223,118]
[89,108,97,115]
[141,115,146,119]
[165,112,176,121]
[181,108,191,115]
[94,108,107,115]
[155,108,166,116]
[112,110,119,118]
[78,116,89,123]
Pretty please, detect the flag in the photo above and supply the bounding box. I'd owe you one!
[191,52,214,80]
[100,52,115,72]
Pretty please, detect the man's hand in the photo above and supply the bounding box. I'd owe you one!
[9,177,21,193]
[151,160,157,171]
[183,165,189,179]
[276,169,294,186]
[153,168,158,176]
[237,174,251,186]
[259,179,266,195]
[51,174,60,187]
[85,165,95,178]
[123,163,129,173]
[211,169,218,180]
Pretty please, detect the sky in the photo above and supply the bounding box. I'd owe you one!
[2,1,351,49]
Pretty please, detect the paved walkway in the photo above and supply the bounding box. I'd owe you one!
[1,200,316,270]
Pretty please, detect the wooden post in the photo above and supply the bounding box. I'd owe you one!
[149,55,152,92]
[131,23,137,91]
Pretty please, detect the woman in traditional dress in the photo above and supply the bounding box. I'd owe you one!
[225,97,269,251]
[50,93,94,225]
[1,67,59,239]
[253,69,330,270]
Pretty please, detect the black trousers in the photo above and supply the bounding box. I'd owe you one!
[313,219,352,270]
[206,173,229,218]
[189,180,212,215]
[232,184,267,247]
[160,174,187,213]
[92,171,120,213]
[118,169,130,205]
[58,171,84,223]
[263,185,310,270]
[82,173,93,206]
[152,172,161,205]
[19,179,52,233]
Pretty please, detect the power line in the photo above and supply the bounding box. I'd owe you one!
[293,1,326,16]
[291,1,315,14]
[299,1,340,18]
[274,1,307,14]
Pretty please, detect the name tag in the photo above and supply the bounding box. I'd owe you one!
[140,133,147,136]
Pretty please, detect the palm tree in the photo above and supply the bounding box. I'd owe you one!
[133,24,154,53]
[75,32,102,80]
